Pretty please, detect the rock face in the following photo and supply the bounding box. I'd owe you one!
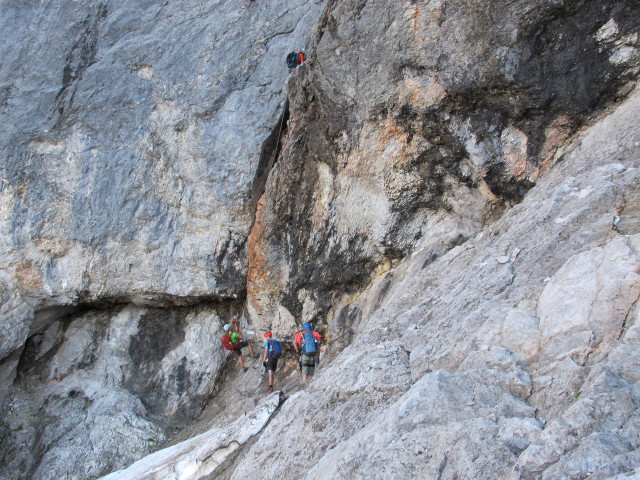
[248,0,640,330]
[0,0,325,360]
[234,85,640,480]
[0,0,326,477]
[1,0,639,479]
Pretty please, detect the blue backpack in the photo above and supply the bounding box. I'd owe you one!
[267,339,282,359]
[301,330,317,355]
[286,51,298,68]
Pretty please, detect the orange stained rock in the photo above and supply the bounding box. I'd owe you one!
[14,261,42,290]
[246,192,276,317]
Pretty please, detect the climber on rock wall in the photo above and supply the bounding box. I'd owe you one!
[221,317,254,372]
[286,48,305,71]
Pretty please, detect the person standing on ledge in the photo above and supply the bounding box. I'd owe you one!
[262,331,282,393]
[293,322,321,383]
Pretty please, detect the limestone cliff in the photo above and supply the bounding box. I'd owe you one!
[1,1,639,479]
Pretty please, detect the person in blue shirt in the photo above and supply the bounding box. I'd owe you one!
[262,331,282,393]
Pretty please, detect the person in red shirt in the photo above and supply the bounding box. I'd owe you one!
[296,49,305,66]
[293,322,321,382]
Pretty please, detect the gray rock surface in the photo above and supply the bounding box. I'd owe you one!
[0,0,326,360]
[1,0,639,479]
[231,80,640,480]
[0,3,326,477]
[1,304,237,478]
[246,0,640,334]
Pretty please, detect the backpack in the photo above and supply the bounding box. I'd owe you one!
[300,330,317,355]
[267,339,282,359]
[286,51,298,68]
[221,334,235,351]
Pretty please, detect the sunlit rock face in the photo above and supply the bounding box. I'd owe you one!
[1,0,639,479]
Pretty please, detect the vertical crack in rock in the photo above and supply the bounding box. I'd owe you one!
[250,101,290,220]
[51,3,108,128]
[246,102,292,323]
[617,294,640,341]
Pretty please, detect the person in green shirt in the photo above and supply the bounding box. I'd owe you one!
[223,323,254,371]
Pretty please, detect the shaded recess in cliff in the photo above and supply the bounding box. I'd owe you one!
[1,297,248,480]
[517,1,639,118]
[22,287,245,350]
[15,307,108,382]
[394,0,639,203]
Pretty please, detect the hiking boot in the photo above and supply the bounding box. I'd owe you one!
[268,386,273,393]
[243,367,248,373]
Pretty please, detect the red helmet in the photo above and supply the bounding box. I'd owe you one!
[264,331,272,337]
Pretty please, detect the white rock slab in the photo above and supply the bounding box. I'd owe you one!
[99,392,281,480]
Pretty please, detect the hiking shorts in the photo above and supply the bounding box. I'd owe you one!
[265,356,279,372]
[301,354,316,376]
[232,341,249,356]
